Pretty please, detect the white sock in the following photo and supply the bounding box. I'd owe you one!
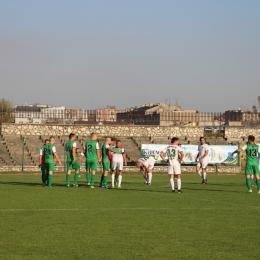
[148,172,152,184]
[170,178,174,190]
[203,172,207,181]
[145,177,148,183]
[198,171,202,178]
[177,179,181,190]
[251,175,256,183]
[119,175,122,186]
[111,174,115,186]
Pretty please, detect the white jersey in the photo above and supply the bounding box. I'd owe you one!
[111,147,124,161]
[198,144,209,162]
[162,145,183,166]
[138,156,155,170]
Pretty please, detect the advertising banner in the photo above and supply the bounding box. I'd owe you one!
[140,144,238,164]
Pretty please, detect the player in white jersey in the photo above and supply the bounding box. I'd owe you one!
[160,137,184,193]
[136,156,155,185]
[111,140,127,188]
[195,137,209,184]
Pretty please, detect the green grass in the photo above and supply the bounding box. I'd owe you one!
[0,173,260,260]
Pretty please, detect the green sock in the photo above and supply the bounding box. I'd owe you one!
[41,172,45,183]
[100,174,104,185]
[115,173,119,182]
[46,173,49,185]
[74,174,79,185]
[48,175,53,187]
[256,179,260,191]
[66,174,71,185]
[103,176,107,186]
[86,173,91,183]
[246,178,251,190]
[91,174,96,186]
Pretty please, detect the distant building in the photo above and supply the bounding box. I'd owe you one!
[15,104,66,124]
[65,108,88,122]
[117,102,219,126]
[15,105,42,124]
[224,109,260,126]
[95,106,124,122]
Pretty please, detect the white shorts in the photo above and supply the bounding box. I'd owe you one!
[111,159,123,171]
[168,161,181,175]
[197,160,208,169]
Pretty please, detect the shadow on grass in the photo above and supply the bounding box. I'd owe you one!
[0,181,242,193]
[0,181,89,188]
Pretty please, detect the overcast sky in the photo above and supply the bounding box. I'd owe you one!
[0,0,259,112]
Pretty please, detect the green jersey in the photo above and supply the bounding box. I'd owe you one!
[102,143,111,162]
[242,143,260,165]
[84,140,99,160]
[76,153,84,163]
[40,144,48,164]
[65,140,76,161]
[44,143,56,163]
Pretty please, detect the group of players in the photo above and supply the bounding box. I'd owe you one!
[39,133,260,193]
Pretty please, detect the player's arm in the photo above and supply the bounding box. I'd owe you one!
[96,149,101,164]
[107,147,120,154]
[200,150,209,161]
[231,146,245,156]
[160,151,168,163]
[122,152,127,166]
[39,149,42,167]
[179,151,184,163]
[195,149,199,162]
[53,153,62,166]
[72,143,76,163]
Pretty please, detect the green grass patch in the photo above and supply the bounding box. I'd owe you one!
[0,173,259,259]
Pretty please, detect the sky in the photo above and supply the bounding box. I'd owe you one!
[0,0,259,112]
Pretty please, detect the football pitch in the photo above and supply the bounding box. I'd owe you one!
[0,173,259,260]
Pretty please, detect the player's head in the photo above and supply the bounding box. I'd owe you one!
[200,137,205,144]
[136,161,143,168]
[171,137,179,145]
[116,140,121,147]
[44,139,49,145]
[69,133,76,140]
[91,132,98,140]
[105,136,112,144]
[248,135,255,143]
[49,136,55,143]
[76,148,80,153]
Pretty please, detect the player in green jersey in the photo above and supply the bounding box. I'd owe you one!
[84,133,101,188]
[231,135,260,193]
[99,137,119,188]
[39,139,49,186]
[73,148,85,186]
[64,133,77,187]
[44,136,62,187]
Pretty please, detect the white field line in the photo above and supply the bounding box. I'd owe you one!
[0,207,213,212]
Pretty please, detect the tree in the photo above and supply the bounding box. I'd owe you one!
[0,98,14,123]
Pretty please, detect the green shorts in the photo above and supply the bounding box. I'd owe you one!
[245,163,260,175]
[45,162,55,172]
[73,161,81,171]
[86,159,98,171]
[102,161,111,171]
[67,160,74,171]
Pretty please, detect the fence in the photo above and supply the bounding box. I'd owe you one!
[1,108,260,127]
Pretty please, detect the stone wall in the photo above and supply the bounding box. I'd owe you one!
[0,165,240,173]
[0,123,203,138]
[225,127,260,139]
